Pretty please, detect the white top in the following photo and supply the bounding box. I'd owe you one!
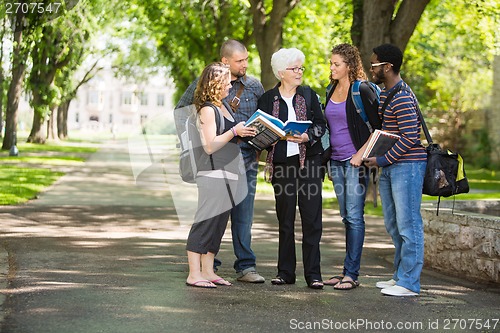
[283,95,299,157]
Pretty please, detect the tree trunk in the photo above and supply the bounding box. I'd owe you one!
[250,0,300,90]
[57,100,70,139]
[27,24,71,144]
[27,110,47,144]
[47,106,58,141]
[354,0,431,74]
[490,55,500,164]
[0,67,4,140]
[0,17,6,140]
[254,25,282,90]
[2,24,25,150]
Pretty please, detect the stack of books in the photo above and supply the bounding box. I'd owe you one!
[362,129,400,159]
[244,110,312,151]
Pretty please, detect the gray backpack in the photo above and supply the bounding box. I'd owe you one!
[175,103,224,183]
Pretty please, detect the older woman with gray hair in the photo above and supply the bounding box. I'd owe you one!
[256,48,326,289]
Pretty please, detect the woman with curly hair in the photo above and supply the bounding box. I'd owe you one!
[185,62,256,288]
[323,43,381,290]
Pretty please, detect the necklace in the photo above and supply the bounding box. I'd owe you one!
[331,84,348,102]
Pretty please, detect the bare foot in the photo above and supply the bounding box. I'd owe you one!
[187,275,216,288]
[186,279,216,288]
[203,273,232,286]
[210,277,232,286]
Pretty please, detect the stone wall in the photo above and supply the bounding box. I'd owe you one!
[422,201,500,284]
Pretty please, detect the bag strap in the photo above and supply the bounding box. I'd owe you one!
[202,102,225,135]
[380,81,433,145]
[207,112,236,208]
[409,91,433,145]
[304,85,312,110]
[228,77,246,112]
[398,86,433,145]
[351,80,379,133]
[379,81,402,116]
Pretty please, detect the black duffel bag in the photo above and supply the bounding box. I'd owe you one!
[423,143,469,197]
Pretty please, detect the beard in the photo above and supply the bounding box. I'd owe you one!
[233,68,246,78]
[372,71,385,85]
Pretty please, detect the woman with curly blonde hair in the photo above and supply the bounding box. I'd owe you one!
[323,43,381,290]
[186,62,256,288]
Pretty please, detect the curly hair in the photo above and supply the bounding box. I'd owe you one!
[330,43,367,85]
[194,62,230,111]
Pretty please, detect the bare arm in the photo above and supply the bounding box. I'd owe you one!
[351,134,371,167]
[199,106,255,155]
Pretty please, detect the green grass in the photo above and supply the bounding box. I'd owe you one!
[0,156,86,165]
[14,143,98,154]
[0,142,97,205]
[0,166,64,205]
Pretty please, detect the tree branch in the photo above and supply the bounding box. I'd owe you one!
[391,0,431,50]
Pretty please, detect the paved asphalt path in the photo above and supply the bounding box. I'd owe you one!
[0,140,499,333]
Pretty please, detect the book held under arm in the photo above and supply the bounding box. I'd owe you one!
[362,129,400,159]
[244,110,312,151]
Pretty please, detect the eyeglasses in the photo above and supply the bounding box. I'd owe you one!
[286,66,305,73]
[370,62,391,69]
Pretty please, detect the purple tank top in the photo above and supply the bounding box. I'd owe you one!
[325,99,357,161]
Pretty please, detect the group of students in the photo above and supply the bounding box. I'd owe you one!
[176,39,426,297]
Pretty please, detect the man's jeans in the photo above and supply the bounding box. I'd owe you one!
[379,161,426,293]
[214,148,257,274]
[330,159,368,281]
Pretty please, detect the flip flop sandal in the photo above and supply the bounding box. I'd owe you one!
[324,275,344,286]
[271,276,287,285]
[308,280,324,289]
[333,280,359,290]
[186,280,217,288]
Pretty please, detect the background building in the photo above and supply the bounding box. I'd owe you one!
[18,67,177,137]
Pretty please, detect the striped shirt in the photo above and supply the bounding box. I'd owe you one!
[376,80,427,167]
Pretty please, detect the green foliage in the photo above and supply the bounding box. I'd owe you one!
[107,3,163,83]
[54,0,106,101]
[405,0,496,108]
[136,0,253,102]
[404,0,498,165]
[283,0,351,93]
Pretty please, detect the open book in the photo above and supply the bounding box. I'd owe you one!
[362,129,400,159]
[244,110,312,151]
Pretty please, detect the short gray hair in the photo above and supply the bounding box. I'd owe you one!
[271,48,305,81]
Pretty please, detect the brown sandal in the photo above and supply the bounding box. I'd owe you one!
[333,279,359,290]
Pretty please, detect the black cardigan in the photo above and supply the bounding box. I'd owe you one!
[257,84,326,164]
[325,81,381,150]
